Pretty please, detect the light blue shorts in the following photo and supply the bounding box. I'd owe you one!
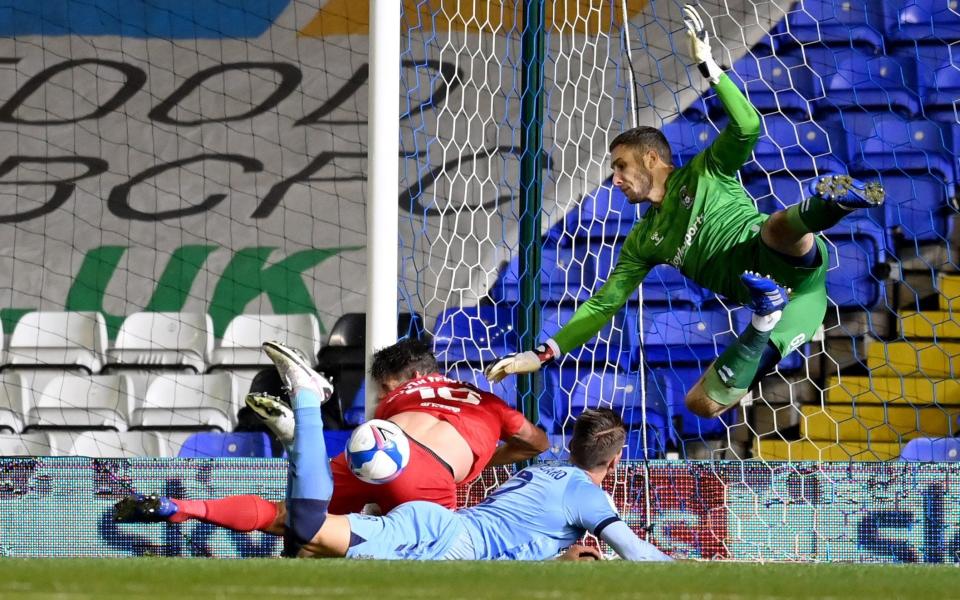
[346,501,476,560]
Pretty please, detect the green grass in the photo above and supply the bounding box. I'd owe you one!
[0,559,958,599]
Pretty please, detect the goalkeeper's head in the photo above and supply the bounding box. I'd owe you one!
[609,126,674,205]
[569,408,626,475]
[371,338,440,399]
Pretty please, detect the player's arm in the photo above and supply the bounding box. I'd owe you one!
[488,419,549,466]
[485,241,649,383]
[682,4,760,176]
[565,480,672,562]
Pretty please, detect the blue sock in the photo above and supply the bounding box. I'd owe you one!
[283,386,332,556]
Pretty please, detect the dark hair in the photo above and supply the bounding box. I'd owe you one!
[371,338,439,382]
[609,126,673,166]
[569,408,626,470]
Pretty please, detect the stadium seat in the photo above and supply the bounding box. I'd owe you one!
[902,44,960,121]
[824,220,889,309]
[744,174,885,230]
[661,116,722,166]
[840,114,955,192]
[872,173,950,241]
[0,372,29,433]
[490,241,590,303]
[813,51,927,118]
[541,365,668,437]
[637,302,737,366]
[889,0,960,43]
[777,0,887,50]
[0,432,52,456]
[27,374,133,431]
[133,373,237,431]
[748,115,847,176]
[433,305,517,364]
[647,366,734,441]
[210,313,322,368]
[176,431,274,458]
[900,437,960,461]
[727,53,821,116]
[5,311,108,373]
[553,178,640,240]
[49,430,167,457]
[108,312,213,373]
[541,305,636,366]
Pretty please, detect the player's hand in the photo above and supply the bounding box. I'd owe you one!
[557,544,602,561]
[681,4,723,83]
[484,341,558,383]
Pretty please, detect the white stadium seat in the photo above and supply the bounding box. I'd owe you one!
[0,432,52,456]
[108,312,212,373]
[6,311,108,372]
[133,373,237,431]
[0,372,29,433]
[47,430,168,457]
[27,375,133,430]
[210,313,321,367]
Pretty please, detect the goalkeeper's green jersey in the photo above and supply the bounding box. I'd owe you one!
[552,74,766,354]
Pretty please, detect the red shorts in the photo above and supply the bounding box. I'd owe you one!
[328,438,458,514]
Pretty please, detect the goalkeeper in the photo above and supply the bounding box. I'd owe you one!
[485,5,884,418]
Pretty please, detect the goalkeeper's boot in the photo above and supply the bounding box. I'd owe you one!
[245,392,295,449]
[262,341,334,405]
[113,493,178,523]
[809,174,885,209]
[741,271,790,317]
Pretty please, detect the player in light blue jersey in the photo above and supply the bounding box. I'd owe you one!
[263,341,670,561]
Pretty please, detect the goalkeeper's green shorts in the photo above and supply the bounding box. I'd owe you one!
[723,233,828,359]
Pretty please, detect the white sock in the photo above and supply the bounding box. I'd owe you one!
[751,310,782,333]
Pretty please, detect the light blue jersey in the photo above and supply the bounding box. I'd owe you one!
[344,464,671,561]
[458,464,621,560]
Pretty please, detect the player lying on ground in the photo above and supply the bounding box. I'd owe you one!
[115,339,548,554]
[485,4,884,419]
[241,347,671,561]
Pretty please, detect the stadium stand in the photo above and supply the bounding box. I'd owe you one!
[27,375,133,431]
[6,311,108,373]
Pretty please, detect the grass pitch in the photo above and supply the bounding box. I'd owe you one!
[1,559,958,599]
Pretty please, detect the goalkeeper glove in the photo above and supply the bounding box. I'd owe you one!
[682,4,723,84]
[484,339,560,383]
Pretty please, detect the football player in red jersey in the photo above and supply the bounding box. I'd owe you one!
[114,338,548,549]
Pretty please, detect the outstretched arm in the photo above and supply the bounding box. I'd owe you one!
[682,4,761,175]
[488,420,549,466]
[599,520,673,562]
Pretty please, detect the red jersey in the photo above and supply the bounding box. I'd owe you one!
[374,373,526,484]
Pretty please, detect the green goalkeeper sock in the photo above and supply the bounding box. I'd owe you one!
[704,324,772,405]
[786,194,853,234]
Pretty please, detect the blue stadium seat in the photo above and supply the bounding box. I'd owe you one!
[646,366,731,442]
[541,305,637,367]
[433,305,517,363]
[900,437,960,461]
[840,114,955,192]
[491,241,590,303]
[556,178,640,240]
[888,0,960,43]
[824,220,889,309]
[636,302,736,366]
[177,432,274,458]
[813,51,927,118]
[897,45,960,120]
[777,0,887,50]
[727,53,821,116]
[747,115,846,176]
[541,365,667,447]
[873,173,950,241]
[662,116,721,166]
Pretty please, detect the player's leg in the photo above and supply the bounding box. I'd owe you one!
[761,174,885,257]
[686,272,789,418]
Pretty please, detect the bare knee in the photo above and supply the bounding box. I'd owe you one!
[761,211,814,256]
[685,386,727,419]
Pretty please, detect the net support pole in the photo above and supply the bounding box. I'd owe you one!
[517,0,546,426]
[364,0,401,419]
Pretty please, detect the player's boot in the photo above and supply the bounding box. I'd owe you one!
[740,271,790,317]
[113,493,178,523]
[262,341,334,404]
[245,392,295,448]
[808,174,885,209]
